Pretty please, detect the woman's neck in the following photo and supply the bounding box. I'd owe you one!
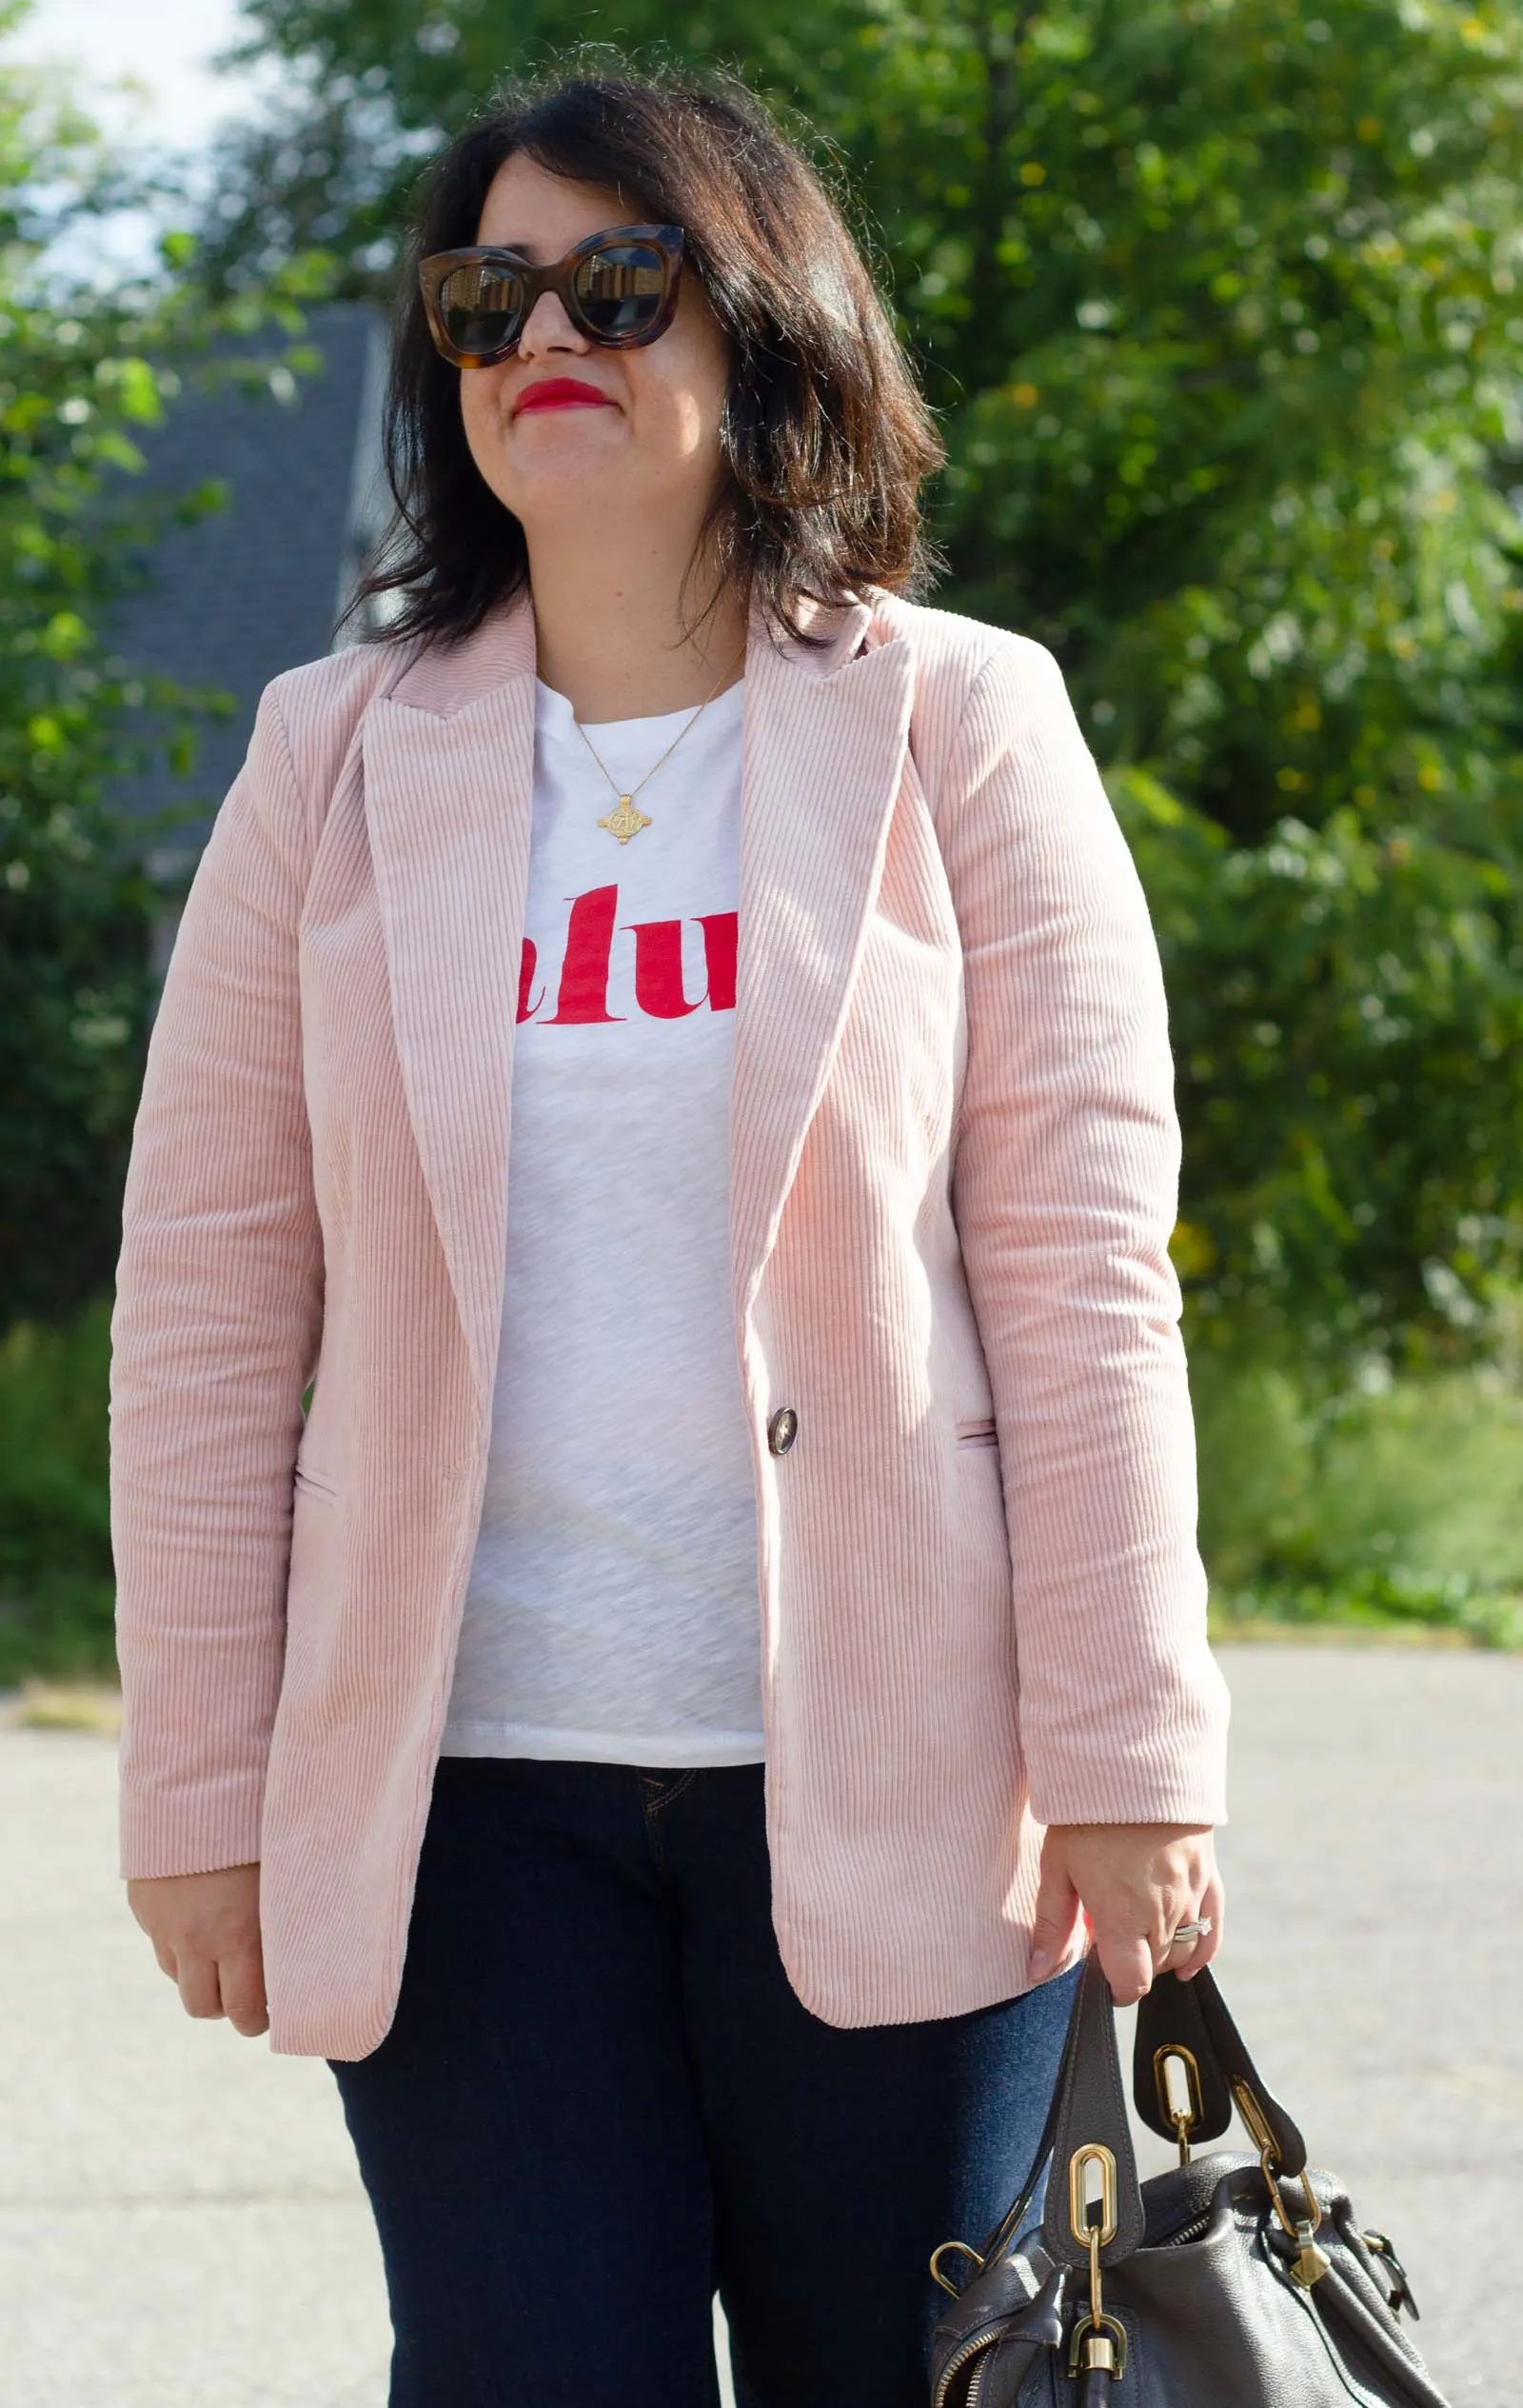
[524,519,750,722]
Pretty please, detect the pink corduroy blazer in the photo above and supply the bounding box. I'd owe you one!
[110,585,1229,2058]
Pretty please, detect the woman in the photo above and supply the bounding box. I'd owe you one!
[112,67,1229,2408]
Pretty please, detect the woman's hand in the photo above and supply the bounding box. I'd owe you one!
[1027,1822,1223,2005]
[127,1862,269,2037]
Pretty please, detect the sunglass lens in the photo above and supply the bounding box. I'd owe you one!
[437,261,526,357]
[571,243,668,340]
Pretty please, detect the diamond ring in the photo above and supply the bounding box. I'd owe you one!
[1168,1919,1213,1949]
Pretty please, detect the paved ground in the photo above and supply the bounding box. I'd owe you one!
[1,1643,1517,2404]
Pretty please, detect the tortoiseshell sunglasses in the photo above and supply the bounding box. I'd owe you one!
[420,224,685,368]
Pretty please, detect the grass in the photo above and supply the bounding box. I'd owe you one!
[1195,1354,1523,1649]
[0,1299,117,1688]
[2,1679,124,1732]
[1209,1574,1523,1649]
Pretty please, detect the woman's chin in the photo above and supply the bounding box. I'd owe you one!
[501,468,665,540]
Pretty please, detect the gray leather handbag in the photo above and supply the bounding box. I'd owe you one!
[928,1955,1451,2408]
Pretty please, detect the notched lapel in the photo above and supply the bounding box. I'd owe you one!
[358,587,914,1377]
[362,678,536,1398]
[732,628,916,1315]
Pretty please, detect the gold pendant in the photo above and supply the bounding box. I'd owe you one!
[597,794,652,846]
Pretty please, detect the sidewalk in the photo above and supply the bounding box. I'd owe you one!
[2,1643,1517,2403]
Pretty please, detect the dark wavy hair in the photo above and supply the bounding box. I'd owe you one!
[354,67,945,647]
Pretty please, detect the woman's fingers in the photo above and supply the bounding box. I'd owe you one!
[127,1863,267,2035]
[1078,1872,1185,2004]
[176,1952,226,2020]
[1173,1870,1225,1983]
[219,1938,271,2037]
[1091,1921,1156,2007]
[1039,1822,1223,2004]
[1026,1839,1083,1984]
[173,1938,268,2033]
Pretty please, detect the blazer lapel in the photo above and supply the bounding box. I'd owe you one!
[361,603,537,1397]
[732,604,917,1318]
[358,587,916,1379]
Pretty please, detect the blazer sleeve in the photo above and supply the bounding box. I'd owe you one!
[110,683,324,1881]
[940,635,1229,1826]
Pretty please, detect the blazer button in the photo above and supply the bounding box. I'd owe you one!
[767,1406,799,1457]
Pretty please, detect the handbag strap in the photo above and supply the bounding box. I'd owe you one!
[1134,1964,1308,2178]
[1039,1954,1148,2268]
[974,1956,1311,2279]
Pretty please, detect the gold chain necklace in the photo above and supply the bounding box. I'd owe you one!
[574,647,745,846]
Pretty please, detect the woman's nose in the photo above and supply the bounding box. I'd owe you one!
[517,289,588,359]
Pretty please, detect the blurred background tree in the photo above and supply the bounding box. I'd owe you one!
[0,64,186,1332]
[0,50,195,1668]
[0,23,320,1676]
[202,0,1523,1374]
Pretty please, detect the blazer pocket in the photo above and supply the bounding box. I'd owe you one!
[955,1419,999,1449]
[293,1462,339,1503]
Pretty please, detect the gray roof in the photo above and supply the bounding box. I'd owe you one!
[110,302,387,864]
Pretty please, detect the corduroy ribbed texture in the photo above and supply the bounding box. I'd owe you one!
[110,587,1229,2058]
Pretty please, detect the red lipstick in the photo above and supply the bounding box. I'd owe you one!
[514,376,616,415]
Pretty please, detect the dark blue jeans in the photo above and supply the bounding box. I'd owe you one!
[328,1758,1076,2408]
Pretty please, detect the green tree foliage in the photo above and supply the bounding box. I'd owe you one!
[0,1298,114,1679]
[205,0,1523,1364]
[0,45,321,1326]
[0,67,181,1324]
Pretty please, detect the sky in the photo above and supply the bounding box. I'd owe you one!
[2,0,271,151]
[1,0,288,269]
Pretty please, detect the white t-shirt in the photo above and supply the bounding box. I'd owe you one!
[440,673,764,1766]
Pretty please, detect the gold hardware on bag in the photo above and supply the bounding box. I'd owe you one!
[1066,2146,1126,2380]
[1067,2143,1118,2249]
[1231,2080,1330,2287]
[928,2239,985,2299]
[1289,2224,1334,2290]
[1067,2310,1128,2378]
[1362,2230,1418,2319]
[1153,2044,1204,2166]
[1279,2168,1332,2293]
[1231,2077,1277,2163]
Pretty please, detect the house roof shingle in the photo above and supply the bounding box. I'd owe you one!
[112,301,385,860]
